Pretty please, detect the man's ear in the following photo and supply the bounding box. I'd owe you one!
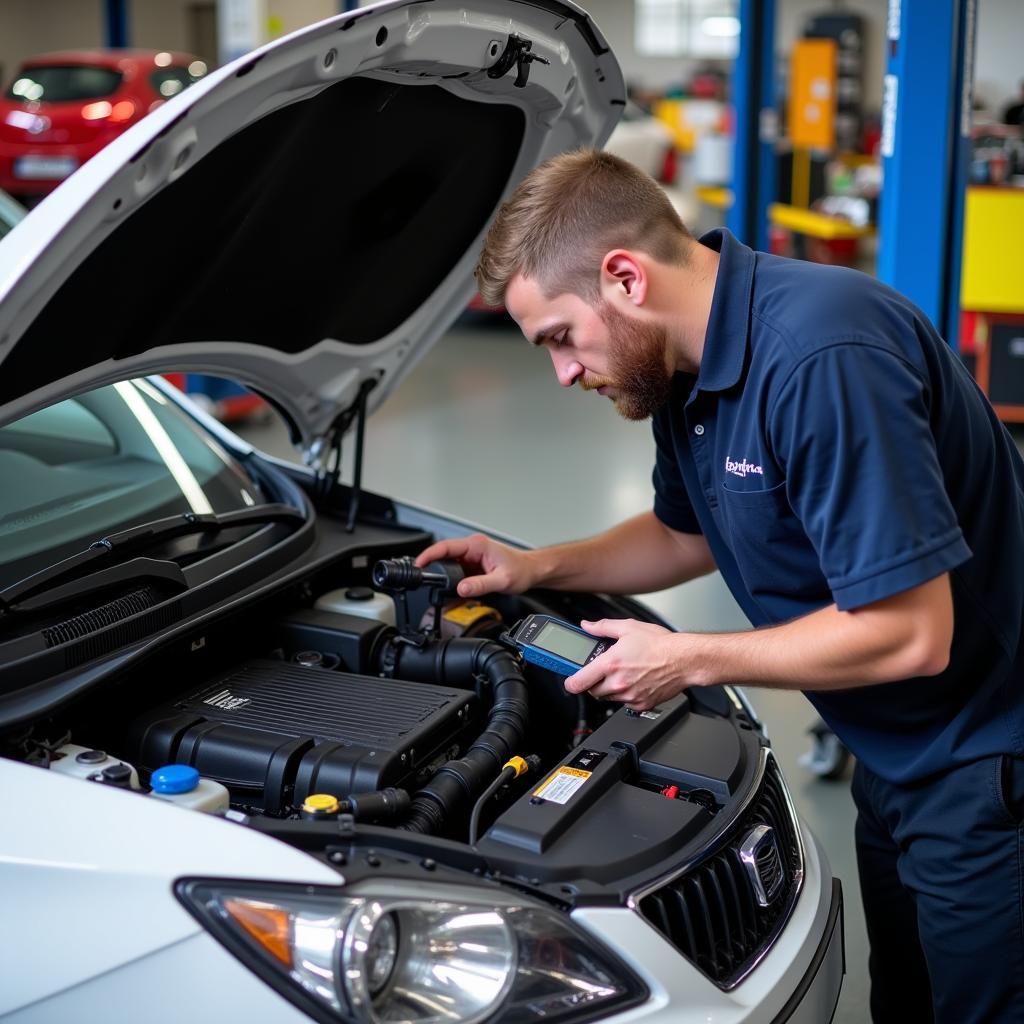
[600,250,648,307]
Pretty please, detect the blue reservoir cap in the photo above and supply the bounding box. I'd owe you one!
[151,764,200,795]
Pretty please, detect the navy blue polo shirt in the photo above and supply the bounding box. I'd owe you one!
[652,228,1024,783]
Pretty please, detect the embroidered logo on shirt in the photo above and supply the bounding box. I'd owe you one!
[725,456,764,478]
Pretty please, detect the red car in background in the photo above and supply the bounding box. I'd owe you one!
[0,49,206,202]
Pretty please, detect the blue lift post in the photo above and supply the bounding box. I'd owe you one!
[877,0,978,346]
[943,0,979,351]
[104,0,130,48]
[727,0,776,252]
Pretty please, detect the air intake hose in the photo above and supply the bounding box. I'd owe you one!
[381,638,529,835]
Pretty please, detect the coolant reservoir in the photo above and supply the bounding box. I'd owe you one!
[149,764,230,813]
[315,586,396,625]
[50,744,140,789]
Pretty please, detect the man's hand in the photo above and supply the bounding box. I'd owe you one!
[564,618,685,711]
[415,534,538,598]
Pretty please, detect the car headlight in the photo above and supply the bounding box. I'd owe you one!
[177,878,646,1024]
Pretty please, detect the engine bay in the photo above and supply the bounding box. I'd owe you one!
[4,536,767,898]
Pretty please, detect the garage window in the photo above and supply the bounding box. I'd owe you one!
[635,0,740,59]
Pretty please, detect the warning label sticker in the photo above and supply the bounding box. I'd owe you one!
[534,766,591,804]
[533,750,606,804]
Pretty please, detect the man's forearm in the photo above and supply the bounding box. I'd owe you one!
[525,511,716,594]
[567,574,955,709]
[676,574,954,691]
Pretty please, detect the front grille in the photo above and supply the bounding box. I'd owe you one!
[637,754,802,988]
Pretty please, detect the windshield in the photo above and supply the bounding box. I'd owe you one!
[6,64,123,103]
[0,379,264,582]
[0,190,25,242]
[150,66,203,99]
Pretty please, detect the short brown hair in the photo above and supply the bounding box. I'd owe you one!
[475,148,691,307]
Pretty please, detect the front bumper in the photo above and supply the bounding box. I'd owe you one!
[0,139,109,196]
[770,879,843,1023]
[3,873,843,1024]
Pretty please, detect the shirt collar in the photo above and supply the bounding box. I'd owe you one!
[693,227,756,395]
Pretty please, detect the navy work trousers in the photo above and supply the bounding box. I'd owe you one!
[852,756,1024,1022]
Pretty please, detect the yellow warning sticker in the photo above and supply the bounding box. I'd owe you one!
[534,766,592,804]
[444,602,498,627]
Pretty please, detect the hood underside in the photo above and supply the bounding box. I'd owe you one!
[0,0,623,449]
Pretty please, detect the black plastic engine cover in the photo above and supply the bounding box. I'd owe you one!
[128,658,477,812]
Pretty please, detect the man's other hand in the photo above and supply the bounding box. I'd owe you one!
[565,618,684,711]
[415,534,537,598]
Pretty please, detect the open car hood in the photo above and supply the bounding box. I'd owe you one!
[0,0,623,450]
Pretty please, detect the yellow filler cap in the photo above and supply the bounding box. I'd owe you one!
[302,793,341,815]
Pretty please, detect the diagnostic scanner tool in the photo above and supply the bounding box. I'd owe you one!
[507,614,611,677]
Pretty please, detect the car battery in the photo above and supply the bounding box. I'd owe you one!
[127,659,478,813]
[478,694,758,883]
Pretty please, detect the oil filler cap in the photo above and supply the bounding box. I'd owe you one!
[151,764,200,795]
[302,793,341,819]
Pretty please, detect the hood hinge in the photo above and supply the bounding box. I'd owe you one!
[307,377,377,529]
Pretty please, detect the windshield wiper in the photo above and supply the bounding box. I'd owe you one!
[0,503,305,615]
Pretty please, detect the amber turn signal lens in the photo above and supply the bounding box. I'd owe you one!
[224,898,292,967]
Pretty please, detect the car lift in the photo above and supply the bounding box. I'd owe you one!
[876,0,977,349]
[728,0,776,254]
[729,0,978,349]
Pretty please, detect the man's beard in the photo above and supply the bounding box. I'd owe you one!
[585,301,674,421]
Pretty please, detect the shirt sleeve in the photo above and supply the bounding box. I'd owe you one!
[651,408,703,535]
[768,342,971,611]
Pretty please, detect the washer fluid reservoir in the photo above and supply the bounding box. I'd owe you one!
[315,586,396,625]
[150,764,230,813]
[50,744,140,789]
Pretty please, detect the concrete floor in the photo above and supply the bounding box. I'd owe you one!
[237,317,869,1023]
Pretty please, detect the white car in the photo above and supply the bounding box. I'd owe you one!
[0,2,844,1023]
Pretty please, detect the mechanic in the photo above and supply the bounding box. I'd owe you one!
[416,149,1024,1023]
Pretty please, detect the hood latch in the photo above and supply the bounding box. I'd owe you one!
[487,33,550,89]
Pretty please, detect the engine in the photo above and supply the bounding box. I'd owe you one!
[128,659,481,815]
[11,552,765,890]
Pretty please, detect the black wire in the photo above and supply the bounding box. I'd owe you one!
[468,765,517,846]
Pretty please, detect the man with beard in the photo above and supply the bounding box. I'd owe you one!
[416,149,1024,1023]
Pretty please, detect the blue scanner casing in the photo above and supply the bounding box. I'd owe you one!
[508,613,611,677]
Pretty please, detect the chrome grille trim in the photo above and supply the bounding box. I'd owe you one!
[739,823,785,907]
[629,749,806,989]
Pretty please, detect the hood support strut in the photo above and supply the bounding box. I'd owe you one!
[310,377,377,528]
[344,378,374,532]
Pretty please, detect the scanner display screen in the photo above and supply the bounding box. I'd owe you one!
[534,621,599,665]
